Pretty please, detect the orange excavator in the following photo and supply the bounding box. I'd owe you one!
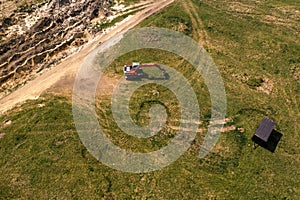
[123,62,169,80]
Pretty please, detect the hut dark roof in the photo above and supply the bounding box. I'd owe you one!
[253,118,276,142]
[252,117,282,153]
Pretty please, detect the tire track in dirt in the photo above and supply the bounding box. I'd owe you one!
[181,0,211,48]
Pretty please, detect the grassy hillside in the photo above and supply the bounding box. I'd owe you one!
[0,0,299,199]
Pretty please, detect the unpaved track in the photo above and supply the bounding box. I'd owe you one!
[0,0,174,114]
[182,0,211,48]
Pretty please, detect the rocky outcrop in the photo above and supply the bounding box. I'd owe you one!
[0,0,112,98]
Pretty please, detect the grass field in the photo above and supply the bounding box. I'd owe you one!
[0,0,299,199]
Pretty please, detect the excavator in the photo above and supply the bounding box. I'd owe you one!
[123,62,169,80]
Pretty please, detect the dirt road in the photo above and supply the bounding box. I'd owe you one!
[0,0,174,114]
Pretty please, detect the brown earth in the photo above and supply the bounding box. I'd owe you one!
[0,0,113,98]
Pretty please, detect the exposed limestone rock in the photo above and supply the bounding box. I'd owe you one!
[0,0,113,98]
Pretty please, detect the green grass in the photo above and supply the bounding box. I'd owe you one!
[0,0,300,199]
[138,2,193,36]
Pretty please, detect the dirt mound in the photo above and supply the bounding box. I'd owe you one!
[0,0,112,98]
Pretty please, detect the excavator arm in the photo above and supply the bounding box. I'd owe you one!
[123,63,168,80]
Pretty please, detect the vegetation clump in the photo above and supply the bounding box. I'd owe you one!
[247,77,264,88]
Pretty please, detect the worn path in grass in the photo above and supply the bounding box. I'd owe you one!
[182,0,210,48]
[0,0,174,115]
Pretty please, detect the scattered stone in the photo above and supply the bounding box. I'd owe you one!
[221,125,236,133]
[290,63,300,83]
[38,103,45,108]
[3,120,12,126]
[212,118,233,125]
[237,127,245,132]
[257,78,274,95]
[225,118,233,123]
[0,133,5,138]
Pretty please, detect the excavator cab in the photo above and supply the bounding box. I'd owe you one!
[123,62,140,73]
[132,62,140,68]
